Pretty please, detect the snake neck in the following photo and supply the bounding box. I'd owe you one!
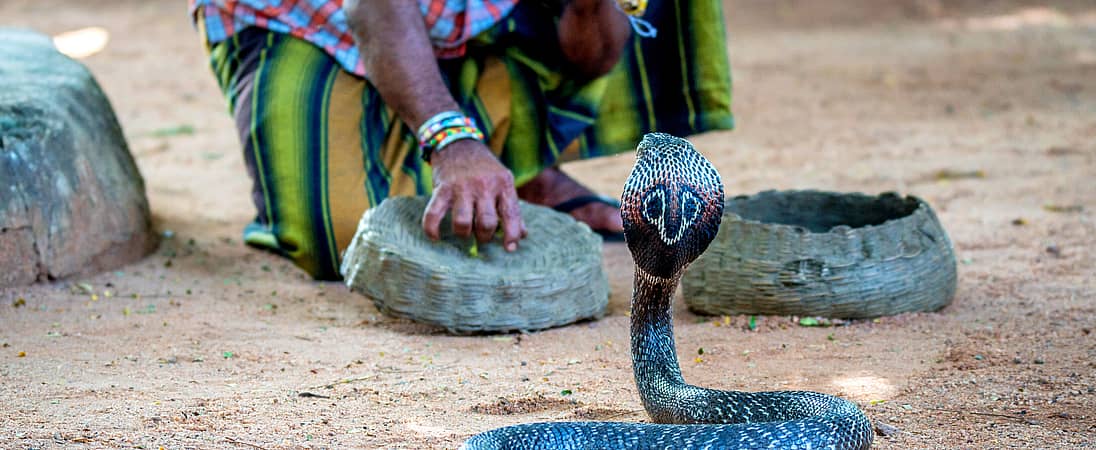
[630,266,688,420]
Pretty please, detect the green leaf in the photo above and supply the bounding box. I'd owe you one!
[222,351,234,359]
[149,124,195,137]
[560,389,573,396]
[748,315,757,331]
[798,317,821,327]
[73,282,95,295]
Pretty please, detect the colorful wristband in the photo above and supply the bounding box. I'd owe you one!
[417,111,485,162]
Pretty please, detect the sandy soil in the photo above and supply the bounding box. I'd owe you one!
[1,0,1094,448]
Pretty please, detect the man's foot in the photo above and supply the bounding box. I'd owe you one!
[517,167,625,237]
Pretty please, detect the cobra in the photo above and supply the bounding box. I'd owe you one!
[461,133,874,449]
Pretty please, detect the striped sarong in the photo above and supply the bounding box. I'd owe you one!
[202,0,734,279]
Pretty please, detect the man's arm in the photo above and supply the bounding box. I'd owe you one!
[344,0,525,250]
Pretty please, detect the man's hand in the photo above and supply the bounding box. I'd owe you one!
[422,140,526,251]
[344,0,526,251]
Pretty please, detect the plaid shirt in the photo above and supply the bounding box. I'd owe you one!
[191,0,518,77]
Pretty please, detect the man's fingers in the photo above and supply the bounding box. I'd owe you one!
[451,193,475,238]
[422,188,452,240]
[474,197,499,243]
[497,192,524,252]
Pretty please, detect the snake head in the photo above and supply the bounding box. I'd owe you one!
[621,133,724,279]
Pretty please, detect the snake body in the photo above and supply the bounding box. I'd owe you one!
[462,133,873,449]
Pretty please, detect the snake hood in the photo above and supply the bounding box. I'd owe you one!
[622,133,725,279]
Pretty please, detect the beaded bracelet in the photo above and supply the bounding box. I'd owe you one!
[424,125,483,150]
[417,111,468,141]
[417,111,485,162]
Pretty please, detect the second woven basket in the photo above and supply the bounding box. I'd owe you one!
[682,190,957,319]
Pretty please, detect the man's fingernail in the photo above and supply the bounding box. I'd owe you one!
[506,242,517,252]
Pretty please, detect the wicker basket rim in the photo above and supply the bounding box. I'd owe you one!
[362,242,604,283]
[356,198,602,278]
[723,189,932,236]
[344,196,606,282]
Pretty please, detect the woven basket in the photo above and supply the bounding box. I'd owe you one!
[682,190,957,319]
[340,196,609,333]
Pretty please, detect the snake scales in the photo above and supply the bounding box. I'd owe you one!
[461,133,873,449]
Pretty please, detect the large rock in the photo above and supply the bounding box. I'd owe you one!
[0,29,155,286]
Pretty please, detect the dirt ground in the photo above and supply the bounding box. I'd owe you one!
[2,0,1094,448]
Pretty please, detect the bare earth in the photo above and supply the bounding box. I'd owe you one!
[1,1,1094,448]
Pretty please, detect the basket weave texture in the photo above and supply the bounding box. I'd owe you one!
[340,196,609,333]
[682,190,957,319]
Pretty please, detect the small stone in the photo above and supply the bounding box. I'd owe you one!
[874,422,900,437]
[1013,357,1023,364]
[1045,245,1062,258]
[1034,358,1045,364]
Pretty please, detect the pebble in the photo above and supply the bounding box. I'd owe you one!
[874,422,900,437]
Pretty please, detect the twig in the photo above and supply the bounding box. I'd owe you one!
[926,407,1033,422]
[599,409,644,421]
[307,373,377,390]
[226,437,269,450]
[376,363,455,374]
[298,391,331,399]
[551,408,643,421]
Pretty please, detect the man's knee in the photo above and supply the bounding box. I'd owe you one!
[562,36,627,79]
[558,0,631,79]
